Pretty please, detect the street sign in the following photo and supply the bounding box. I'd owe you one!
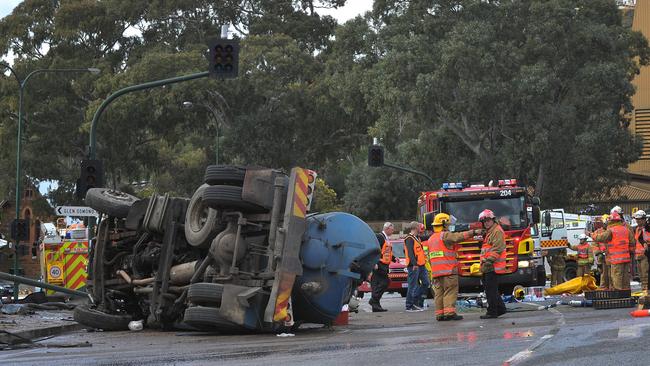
[55,206,98,217]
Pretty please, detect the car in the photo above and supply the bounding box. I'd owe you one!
[356,239,409,298]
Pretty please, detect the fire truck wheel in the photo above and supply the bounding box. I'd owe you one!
[187,283,224,306]
[202,185,267,213]
[73,305,132,331]
[85,188,139,218]
[183,306,240,331]
[204,165,246,186]
[185,184,226,247]
[399,289,407,297]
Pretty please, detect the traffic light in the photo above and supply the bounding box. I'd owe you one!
[11,219,30,241]
[368,144,384,167]
[208,38,239,79]
[305,170,317,211]
[78,159,104,199]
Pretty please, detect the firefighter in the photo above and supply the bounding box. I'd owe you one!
[633,210,649,293]
[369,222,395,312]
[478,209,507,319]
[592,215,611,289]
[404,222,430,312]
[570,234,593,277]
[589,211,635,290]
[542,249,566,287]
[427,213,481,321]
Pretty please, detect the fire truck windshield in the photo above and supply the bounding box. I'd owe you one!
[444,197,526,231]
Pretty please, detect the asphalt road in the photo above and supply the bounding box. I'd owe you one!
[2,293,649,366]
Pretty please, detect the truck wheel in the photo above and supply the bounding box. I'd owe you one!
[399,289,407,297]
[564,262,578,282]
[202,185,267,213]
[183,306,238,330]
[204,165,246,186]
[85,188,139,218]
[187,283,224,307]
[185,185,226,247]
[73,304,132,331]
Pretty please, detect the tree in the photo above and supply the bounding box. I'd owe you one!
[344,0,649,214]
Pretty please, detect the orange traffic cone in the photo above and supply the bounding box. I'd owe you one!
[630,309,650,317]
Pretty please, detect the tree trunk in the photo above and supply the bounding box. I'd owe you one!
[535,163,544,198]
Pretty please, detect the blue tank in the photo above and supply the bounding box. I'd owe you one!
[292,212,380,323]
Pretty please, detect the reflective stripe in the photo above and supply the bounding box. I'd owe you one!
[404,235,427,266]
[480,225,507,274]
[427,232,458,278]
[435,309,444,315]
[608,225,631,264]
[380,238,392,264]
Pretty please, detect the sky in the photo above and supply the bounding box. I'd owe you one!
[0,0,372,21]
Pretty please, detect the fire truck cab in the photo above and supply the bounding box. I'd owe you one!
[417,179,545,292]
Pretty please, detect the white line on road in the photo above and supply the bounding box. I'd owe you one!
[617,324,650,339]
[503,307,565,366]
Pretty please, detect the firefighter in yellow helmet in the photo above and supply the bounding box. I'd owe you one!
[426,213,480,321]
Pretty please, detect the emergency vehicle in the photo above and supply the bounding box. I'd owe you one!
[536,209,596,280]
[39,220,90,294]
[417,179,545,292]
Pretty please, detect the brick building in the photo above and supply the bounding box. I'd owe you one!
[0,184,52,279]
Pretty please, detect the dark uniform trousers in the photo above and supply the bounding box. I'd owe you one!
[370,263,389,306]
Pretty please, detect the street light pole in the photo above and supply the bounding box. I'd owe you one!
[182,101,221,164]
[1,65,100,301]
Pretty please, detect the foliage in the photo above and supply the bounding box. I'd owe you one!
[0,0,648,221]
[311,177,342,213]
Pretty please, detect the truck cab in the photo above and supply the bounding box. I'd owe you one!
[417,179,545,293]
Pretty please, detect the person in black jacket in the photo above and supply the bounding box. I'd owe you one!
[369,222,395,312]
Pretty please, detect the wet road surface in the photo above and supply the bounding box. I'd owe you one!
[1,293,648,366]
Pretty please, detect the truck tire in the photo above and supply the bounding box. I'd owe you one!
[202,185,267,213]
[187,283,224,307]
[185,185,226,247]
[183,306,238,330]
[85,188,139,218]
[564,262,578,282]
[73,305,132,331]
[204,165,246,186]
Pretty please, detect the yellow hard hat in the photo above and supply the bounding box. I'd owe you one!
[470,263,481,275]
[433,213,451,226]
[601,214,610,222]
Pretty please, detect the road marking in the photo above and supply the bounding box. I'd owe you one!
[503,307,565,366]
[618,324,650,339]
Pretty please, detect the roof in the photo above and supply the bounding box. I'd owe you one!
[589,184,650,202]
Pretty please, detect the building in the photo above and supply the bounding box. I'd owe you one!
[0,184,52,279]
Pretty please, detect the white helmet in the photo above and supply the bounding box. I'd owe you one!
[611,206,623,215]
[633,210,647,219]
[578,233,588,241]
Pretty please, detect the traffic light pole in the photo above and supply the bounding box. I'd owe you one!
[87,71,210,245]
[383,162,437,187]
[88,71,209,160]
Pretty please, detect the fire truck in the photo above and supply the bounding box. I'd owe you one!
[417,179,545,292]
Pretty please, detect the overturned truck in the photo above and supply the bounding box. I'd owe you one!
[74,166,379,332]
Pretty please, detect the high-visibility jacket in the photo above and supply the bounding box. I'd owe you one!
[608,225,631,264]
[404,234,427,266]
[427,232,457,277]
[379,235,393,265]
[480,224,507,274]
[635,227,647,257]
[575,243,592,266]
